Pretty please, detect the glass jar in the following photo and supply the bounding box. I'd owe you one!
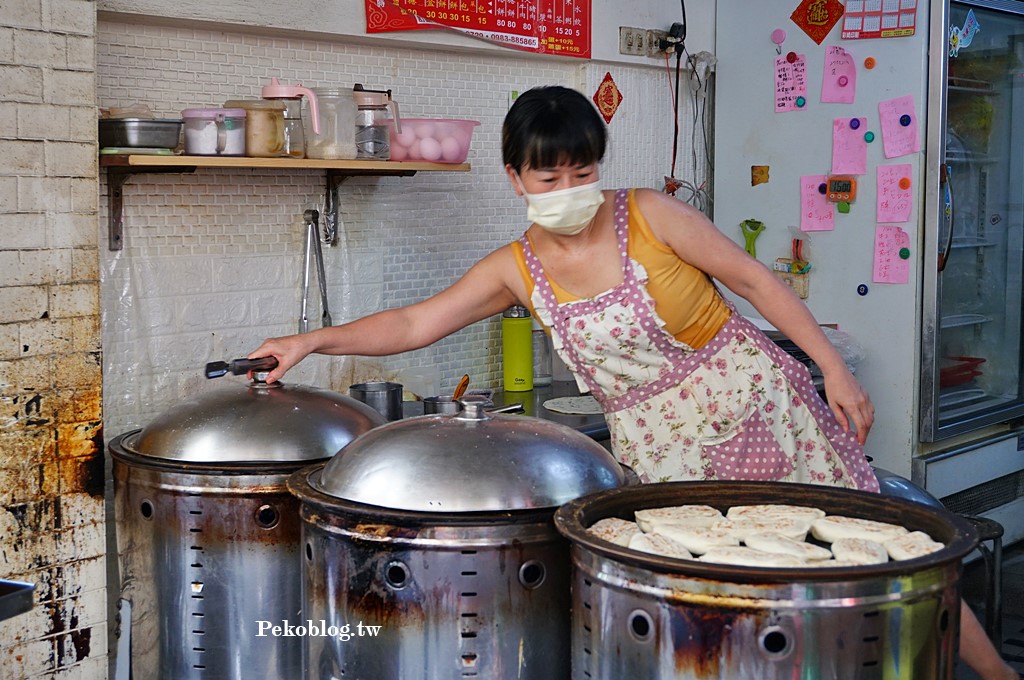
[304,88,357,160]
[352,84,401,161]
[223,99,285,157]
[531,318,553,387]
[276,99,305,158]
[261,78,317,158]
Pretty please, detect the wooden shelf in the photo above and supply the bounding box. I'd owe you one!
[101,155,471,250]
[99,154,470,173]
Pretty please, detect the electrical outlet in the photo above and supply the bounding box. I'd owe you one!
[645,29,670,57]
[619,26,671,57]
[618,27,643,56]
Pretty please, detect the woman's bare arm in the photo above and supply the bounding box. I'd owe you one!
[249,245,525,383]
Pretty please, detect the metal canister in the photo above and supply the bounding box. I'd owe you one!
[555,481,979,679]
[110,377,384,679]
[289,397,628,679]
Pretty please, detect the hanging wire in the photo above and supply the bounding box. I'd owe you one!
[661,0,712,213]
[664,50,682,181]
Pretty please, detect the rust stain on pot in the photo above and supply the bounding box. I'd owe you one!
[350,522,421,542]
[352,523,401,539]
[671,606,743,675]
[346,552,427,628]
[125,486,303,547]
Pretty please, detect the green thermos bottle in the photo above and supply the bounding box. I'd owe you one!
[502,305,533,392]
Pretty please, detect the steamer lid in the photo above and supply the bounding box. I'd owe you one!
[123,380,385,464]
[314,396,626,512]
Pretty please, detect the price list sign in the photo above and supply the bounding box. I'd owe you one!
[365,0,592,58]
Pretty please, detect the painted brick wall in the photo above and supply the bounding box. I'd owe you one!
[96,20,710,438]
[0,0,108,678]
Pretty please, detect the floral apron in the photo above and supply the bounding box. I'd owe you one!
[520,189,879,491]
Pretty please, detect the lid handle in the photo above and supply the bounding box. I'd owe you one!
[388,98,401,134]
[205,356,279,379]
[456,395,491,420]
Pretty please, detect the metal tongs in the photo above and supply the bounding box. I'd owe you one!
[300,209,332,333]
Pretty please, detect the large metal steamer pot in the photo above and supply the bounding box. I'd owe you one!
[554,481,979,680]
[110,377,385,680]
[288,397,628,679]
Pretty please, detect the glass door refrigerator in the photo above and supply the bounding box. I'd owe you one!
[921,0,1024,441]
[915,0,1024,540]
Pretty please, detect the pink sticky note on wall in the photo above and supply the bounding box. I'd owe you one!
[775,54,807,112]
[821,46,856,104]
[832,117,868,174]
[873,225,911,284]
[800,175,835,232]
[876,164,914,223]
[878,95,921,159]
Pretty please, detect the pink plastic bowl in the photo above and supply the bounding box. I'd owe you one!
[388,119,480,163]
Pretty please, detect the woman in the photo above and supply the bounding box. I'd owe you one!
[251,86,1014,678]
[255,85,877,491]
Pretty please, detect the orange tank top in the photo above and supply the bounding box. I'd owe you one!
[512,189,730,349]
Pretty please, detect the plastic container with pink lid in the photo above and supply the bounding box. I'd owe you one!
[181,108,247,156]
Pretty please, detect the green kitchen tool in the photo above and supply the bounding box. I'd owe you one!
[740,219,766,258]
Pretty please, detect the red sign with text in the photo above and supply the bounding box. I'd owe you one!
[365,0,592,59]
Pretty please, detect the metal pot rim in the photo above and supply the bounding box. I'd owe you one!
[109,430,319,474]
[553,480,979,583]
[288,464,561,526]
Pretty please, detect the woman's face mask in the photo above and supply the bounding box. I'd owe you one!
[515,173,605,236]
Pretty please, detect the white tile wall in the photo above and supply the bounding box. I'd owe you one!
[97,20,710,436]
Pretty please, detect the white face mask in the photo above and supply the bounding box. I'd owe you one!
[515,175,605,236]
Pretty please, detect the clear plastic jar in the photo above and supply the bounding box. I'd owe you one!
[304,88,357,160]
[181,108,246,156]
[223,99,285,157]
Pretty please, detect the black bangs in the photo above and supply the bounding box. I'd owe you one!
[502,86,607,172]
[519,115,604,171]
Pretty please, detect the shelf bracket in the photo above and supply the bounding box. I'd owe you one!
[107,169,131,251]
[323,168,417,246]
[106,167,194,251]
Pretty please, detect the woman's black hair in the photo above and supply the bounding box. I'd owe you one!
[502,86,607,172]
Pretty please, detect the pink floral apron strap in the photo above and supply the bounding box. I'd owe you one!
[517,189,630,401]
[611,188,633,275]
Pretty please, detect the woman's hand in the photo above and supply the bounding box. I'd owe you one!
[247,332,318,384]
[822,368,875,444]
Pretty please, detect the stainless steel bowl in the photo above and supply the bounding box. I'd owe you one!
[99,118,183,149]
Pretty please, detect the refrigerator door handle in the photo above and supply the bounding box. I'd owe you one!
[938,163,955,272]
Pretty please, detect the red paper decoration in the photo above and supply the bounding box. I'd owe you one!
[592,72,623,124]
[790,0,844,45]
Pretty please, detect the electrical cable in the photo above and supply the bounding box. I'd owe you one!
[660,0,712,213]
[670,49,683,179]
[684,45,713,214]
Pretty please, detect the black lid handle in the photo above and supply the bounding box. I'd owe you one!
[205,356,279,379]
